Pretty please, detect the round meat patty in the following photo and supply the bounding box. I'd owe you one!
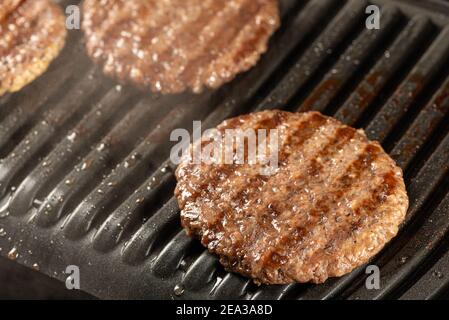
[0,0,67,97]
[175,110,409,284]
[82,0,280,94]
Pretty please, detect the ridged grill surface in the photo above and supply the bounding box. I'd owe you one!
[1,0,449,299]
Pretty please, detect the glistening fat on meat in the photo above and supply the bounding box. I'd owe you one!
[0,0,66,97]
[82,0,280,94]
[175,110,409,284]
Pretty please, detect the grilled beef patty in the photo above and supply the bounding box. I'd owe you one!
[0,0,22,21]
[175,110,409,284]
[0,0,66,97]
[82,0,280,94]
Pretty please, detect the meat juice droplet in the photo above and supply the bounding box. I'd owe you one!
[8,247,18,260]
[0,210,9,219]
[173,284,185,296]
[179,260,188,271]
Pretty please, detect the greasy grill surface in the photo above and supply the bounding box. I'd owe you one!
[0,0,449,299]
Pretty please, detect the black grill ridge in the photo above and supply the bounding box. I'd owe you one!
[1,0,449,300]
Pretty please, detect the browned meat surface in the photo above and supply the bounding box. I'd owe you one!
[82,0,280,94]
[0,0,66,97]
[0,0,22,21]
[175,110,409,284]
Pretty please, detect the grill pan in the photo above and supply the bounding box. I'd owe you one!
[1,0,449,300]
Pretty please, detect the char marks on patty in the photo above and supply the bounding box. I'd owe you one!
[175,110,409,284]
[82,0,280,94]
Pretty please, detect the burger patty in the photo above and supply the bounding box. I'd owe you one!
[0,0,22,21]
[82,0,280,94]
[175,110,409,284]
[0,0,67,97]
